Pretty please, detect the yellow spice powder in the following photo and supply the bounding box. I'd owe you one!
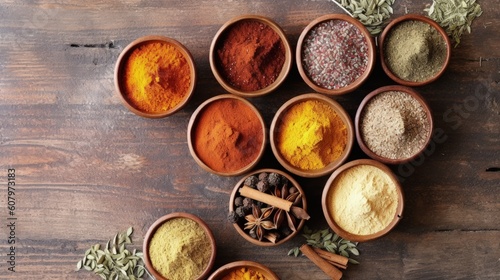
[149,217,212,280]
[221,267,268,280]
[277,100,347,171]
[327,164,398,235]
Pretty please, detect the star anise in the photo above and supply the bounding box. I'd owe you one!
[272,184,302,232]
[244,205,275,241]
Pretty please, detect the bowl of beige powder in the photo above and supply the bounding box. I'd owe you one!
[321,159,404,242]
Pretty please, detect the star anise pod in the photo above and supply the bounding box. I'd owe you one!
[244,205,275,241]
[272,184,302,232]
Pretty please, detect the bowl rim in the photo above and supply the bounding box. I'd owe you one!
[354,85,434,165]
[114,35,197,118]
[321,159,404,242]
[378,13,452,86]
[228,168,308,246]
[209,14,293,97]
[296,14,376,95]
[270,93,354,178]
[142,212,217,280]
[207,260,280,280]
[187,94,268,177]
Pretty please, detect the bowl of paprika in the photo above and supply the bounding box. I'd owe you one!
[209,15,292,97]
[187,94,267,177]
[114,35,196,118]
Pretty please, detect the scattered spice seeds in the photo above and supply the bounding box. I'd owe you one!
[302,20,369,90]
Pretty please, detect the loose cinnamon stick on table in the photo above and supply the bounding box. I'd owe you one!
[312,247,349,270]
[300,244,343,280]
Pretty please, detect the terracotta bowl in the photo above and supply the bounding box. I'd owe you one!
[355,85,434,165]
[270,93,354,178]
[114,35,196,118]
[187,94,267,176]
[296,14,376,95]
[209,15,292,97]
[379,14,451,86]
[229,168,308,246]
[322,159,404,242]
[208,261,280,280]
[143,212,217,280]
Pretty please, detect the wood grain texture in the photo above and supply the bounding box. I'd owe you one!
[0,0,499,279]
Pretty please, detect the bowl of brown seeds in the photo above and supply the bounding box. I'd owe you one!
[227,169,309,246]
[355,85,434,164]
[379,14,451,86]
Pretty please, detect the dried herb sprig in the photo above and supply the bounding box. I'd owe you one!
[288,226,360,264]
[424,0,483,47]
[76,227,149,280]
[332,0,396,36]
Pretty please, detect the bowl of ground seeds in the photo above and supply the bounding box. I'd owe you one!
[355,85,434,165]
[379,14,451,86]
[322,159,404,242]
[296,14,376,95]
[143,212,217,280]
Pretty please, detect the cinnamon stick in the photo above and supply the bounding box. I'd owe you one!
[239,186,293,211]
[300,244,343,280]
[312,247,349,269]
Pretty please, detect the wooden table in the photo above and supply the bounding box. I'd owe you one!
[1,1,499,279]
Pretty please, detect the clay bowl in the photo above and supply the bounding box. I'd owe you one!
[187,94,267,176]
[209,15,292,97]
[229,168,308,246]
[296,14,376,95]
[379,14,451,86]
[270,93,354,178]
[143,212,217,280]
[208,261,280,280]
[355,85,434,165]
[322,159,404,242]
[114,35,196,118]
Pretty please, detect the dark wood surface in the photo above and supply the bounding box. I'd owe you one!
[1,1,499,279]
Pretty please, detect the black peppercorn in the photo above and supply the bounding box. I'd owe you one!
[244,175,259,188]
[258,172,268,182]
[227,211,239,223]
[267,172,282,186]
[257,180,269,193]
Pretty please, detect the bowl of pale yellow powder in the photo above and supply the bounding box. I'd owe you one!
[143,212,217,280]
[321,159,404,242]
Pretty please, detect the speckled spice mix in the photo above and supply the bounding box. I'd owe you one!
[302,20,368,89]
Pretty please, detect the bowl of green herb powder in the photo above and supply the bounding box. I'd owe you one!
[379,14,451,86]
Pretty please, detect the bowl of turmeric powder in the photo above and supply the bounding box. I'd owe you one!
[143,212,217,280]
[270,93,354,178]
[114,35,196,118]
[207,261,280,280]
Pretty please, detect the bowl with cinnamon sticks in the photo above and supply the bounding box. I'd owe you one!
[227,168,309,246]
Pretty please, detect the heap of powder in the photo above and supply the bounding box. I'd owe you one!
[360,90,430,160]
[277,100,347,171]
[327,164,399,235]
[149,218,212,280]
[383,20,447,82]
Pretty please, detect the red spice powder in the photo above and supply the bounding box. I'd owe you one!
[215,20,286,92]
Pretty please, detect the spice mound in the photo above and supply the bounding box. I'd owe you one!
[193,98,264,173]
[148,217,212,280]
[326,164,399,236]
[359,90,431,160]
[302,19,369,89]
[123,41,191,113]
[214,19,286,92]
[383,20,447,82]
[221,267,269,280]
[228,172,308,244]
[277,100,347,171]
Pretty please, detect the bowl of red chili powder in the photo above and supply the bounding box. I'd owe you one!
[297,14,376,95]
[209,15,292,97]
[187,94,267,176]
[114,35,196,118]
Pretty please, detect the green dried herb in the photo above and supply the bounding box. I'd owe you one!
[332,0,396,36]
[76,227,149,280]
[424,0,483,47]
[288,226,360,264]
